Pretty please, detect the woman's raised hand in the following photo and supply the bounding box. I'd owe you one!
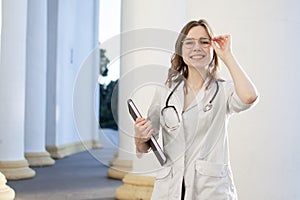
[211,34,232,61]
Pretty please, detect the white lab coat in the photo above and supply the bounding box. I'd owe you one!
[147,79,258,200]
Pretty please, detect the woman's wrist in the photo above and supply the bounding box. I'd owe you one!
[220,51,235,66]
[135,141,150,153]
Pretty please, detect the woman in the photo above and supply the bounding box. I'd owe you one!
[134,19,258,200]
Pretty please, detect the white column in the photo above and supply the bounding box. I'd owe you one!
[0,0,35,180]
[0,172,15,200]
[0,1,15,198]
[186,0,300,199]
[24,0,55,167]
[111,0,186,199]
[46,0,101,158]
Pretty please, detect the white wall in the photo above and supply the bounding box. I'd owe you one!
[187,0,300,199]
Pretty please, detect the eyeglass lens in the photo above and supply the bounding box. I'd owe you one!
[182,37,211,49]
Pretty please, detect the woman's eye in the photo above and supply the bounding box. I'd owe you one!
[200,39,210,44]
[185,41,194,45]
[183,40,195,48]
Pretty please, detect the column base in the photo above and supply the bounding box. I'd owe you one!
[0,172,15,200]
[115,174,155,200]
[92,139,102,149]
[25,151,55,167]
[0,160,35,180]
[107,159,133,180]
[46,139,101,159]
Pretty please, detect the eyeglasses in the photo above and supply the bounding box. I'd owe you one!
[182,37,211,49]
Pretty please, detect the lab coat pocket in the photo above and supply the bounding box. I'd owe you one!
[151,167,173,200]
[194,160,235,199]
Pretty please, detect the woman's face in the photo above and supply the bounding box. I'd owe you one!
[182,25,213,72]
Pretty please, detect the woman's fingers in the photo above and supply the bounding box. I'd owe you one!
[146,129,154,138]
[134,118,153,144]
[135,117,146,125]
[213,34,230,41]
[211,34,232,61]
[212,35,230,48]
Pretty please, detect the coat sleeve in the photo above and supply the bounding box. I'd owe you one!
[147,87,162,140]
[224,81,259,115]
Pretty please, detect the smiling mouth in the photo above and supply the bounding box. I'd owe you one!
[190,55,205,59]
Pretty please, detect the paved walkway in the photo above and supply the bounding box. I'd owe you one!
[7,129,122,200]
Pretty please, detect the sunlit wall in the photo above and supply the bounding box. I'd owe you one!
[186,0,300,199]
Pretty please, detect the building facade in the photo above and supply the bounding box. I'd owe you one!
[1,0,300,199]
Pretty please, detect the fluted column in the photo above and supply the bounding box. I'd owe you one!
[110,0,186,199]
[0,0,35,180]
[24,0,55,167]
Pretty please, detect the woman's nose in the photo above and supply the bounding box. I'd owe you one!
[193,42,203,51]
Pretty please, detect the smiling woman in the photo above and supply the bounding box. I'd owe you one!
[133,19,259,200]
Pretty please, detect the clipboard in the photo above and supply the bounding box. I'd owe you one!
[127,99,167,166]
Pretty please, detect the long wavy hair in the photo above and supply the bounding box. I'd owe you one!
[166,19,220,91]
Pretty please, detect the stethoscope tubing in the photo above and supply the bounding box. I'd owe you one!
[164,79,219,113]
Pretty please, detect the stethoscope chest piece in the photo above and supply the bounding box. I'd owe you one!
[203,103,213,112]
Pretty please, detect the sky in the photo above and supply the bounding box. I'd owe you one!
[98,0,121,84]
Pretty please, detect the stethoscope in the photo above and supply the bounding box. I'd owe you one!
[203,81,219,112]
[164,79,219,113]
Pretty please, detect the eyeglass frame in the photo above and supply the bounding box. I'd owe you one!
[181,37,212,49]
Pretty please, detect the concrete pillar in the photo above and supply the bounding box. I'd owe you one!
[24,0,55,167]
[0,1,16,195]
[0,0,35,180]
[185,0,300,199]
[0,172,15,200]
[109,0,186,199]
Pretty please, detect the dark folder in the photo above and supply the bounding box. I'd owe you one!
[127,99,167,166]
